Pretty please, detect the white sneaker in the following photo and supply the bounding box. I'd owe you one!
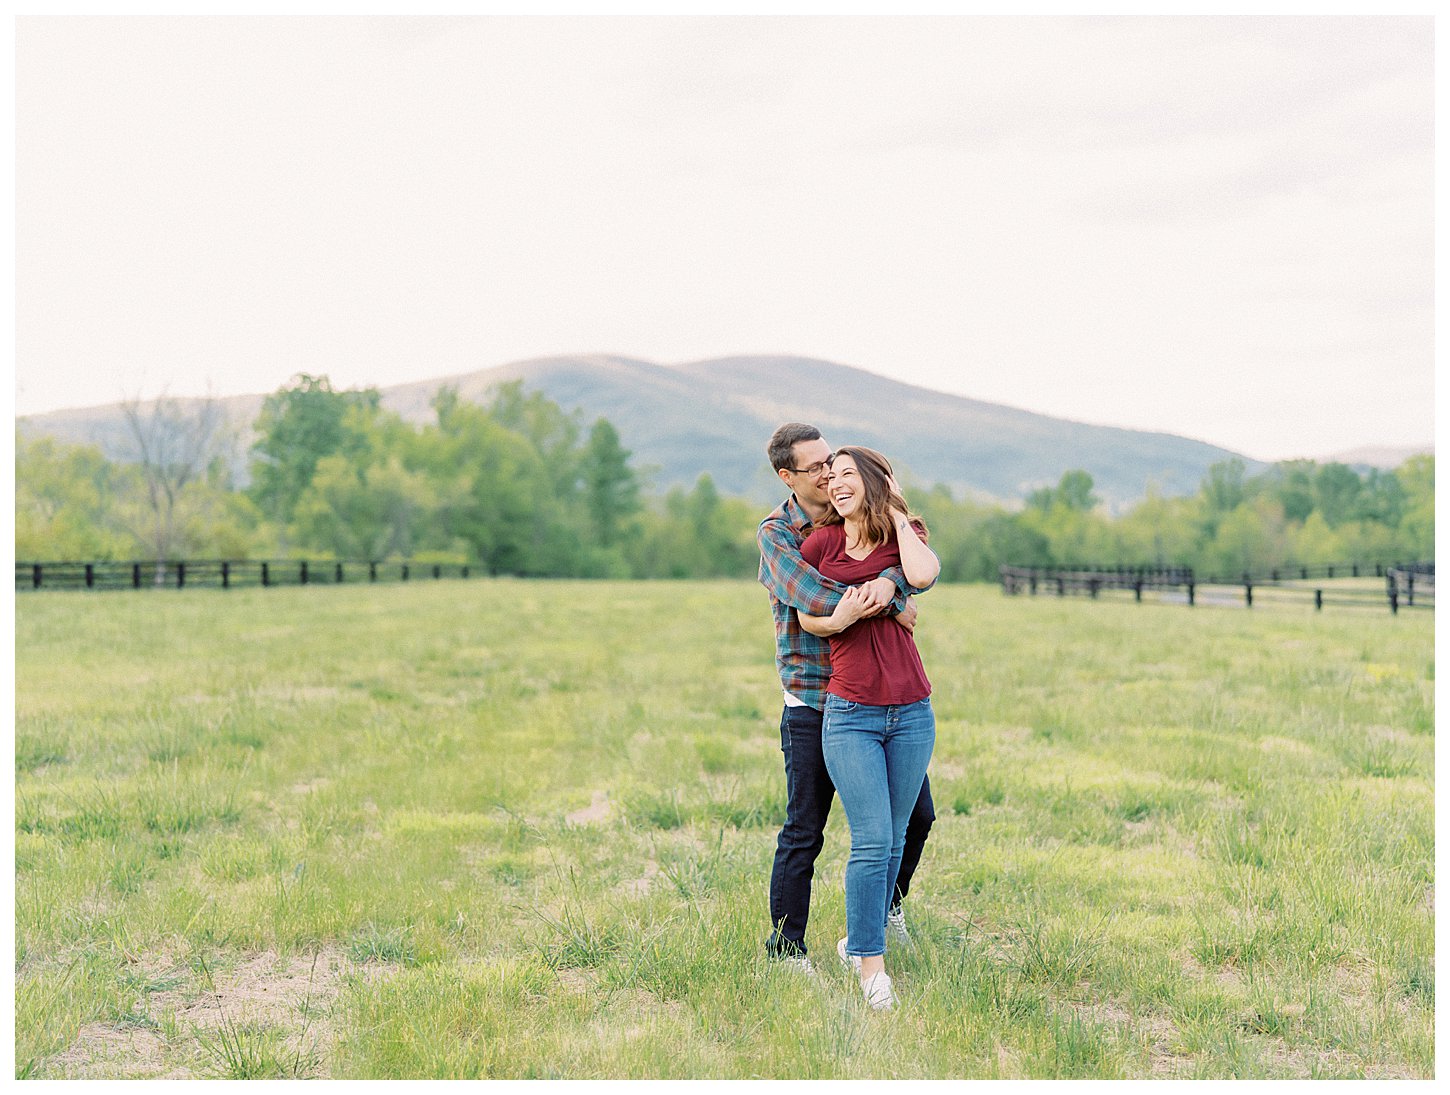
[778,954,817,977]
[860,970,897,1011]
[886,904,910,944]
[836,937,861,974]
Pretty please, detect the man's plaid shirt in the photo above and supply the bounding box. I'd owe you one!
[757,494,921,711]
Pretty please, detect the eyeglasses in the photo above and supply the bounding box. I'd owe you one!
[786,455,833,476]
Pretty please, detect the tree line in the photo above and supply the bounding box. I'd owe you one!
[15,375,1435,581]
[16,377,757,579]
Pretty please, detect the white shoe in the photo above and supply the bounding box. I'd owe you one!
[886,904,910,944]
[836,937,861,974]
[860,970,897,1011]
[778,954,817,977]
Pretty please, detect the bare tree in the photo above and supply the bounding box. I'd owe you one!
[118,387,232,581]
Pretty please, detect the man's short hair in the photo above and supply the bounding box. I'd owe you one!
[767,423,823,472]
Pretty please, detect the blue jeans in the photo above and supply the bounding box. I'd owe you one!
[767,704,936,958]
[822,694,935,958]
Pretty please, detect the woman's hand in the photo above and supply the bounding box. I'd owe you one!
[797,582,879,636]
[832,583,875,628]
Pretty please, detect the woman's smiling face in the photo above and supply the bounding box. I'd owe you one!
[827,454,862,518]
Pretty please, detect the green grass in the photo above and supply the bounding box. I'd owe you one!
[14,581,1434,1078]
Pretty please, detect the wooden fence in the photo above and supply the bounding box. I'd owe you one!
[999,561,1434,614]
[15,559,476,592]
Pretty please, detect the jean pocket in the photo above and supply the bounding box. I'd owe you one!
[825,695,856,713]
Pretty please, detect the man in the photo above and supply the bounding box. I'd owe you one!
[757,422,936,972]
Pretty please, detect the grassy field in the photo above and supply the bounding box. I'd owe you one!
[14,580,1434,1079]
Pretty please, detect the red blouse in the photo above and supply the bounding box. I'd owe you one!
[800,523,931,706]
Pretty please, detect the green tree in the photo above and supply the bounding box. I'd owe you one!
[1353,468,1406,526]
[419,388,561,575]
[1203,496,1289,577]
[1267,460,1317,523]
[15,435,136,559]
[1026,469,1099,514]
[293,452,435,560]
[1201,459,1249,514]
[627,474,757,578]
[248,374,381,530]
[583,418,639,548]
[1394,455,1434,560]
[1114,489,1200,566]
[1312,463,1362,528]
[488,380,584,502]
[1289,511,1343,565]
[1056,470,1099,512]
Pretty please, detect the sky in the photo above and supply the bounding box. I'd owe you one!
[13,15,1435,463]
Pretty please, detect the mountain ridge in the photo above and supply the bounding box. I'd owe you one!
[19,353,1275,506]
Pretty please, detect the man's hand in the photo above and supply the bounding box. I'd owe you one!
[858,575,898,616]
[894,596,918,634]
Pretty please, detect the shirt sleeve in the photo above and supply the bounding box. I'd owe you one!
[878,521,937,611]
[758,518,849,616]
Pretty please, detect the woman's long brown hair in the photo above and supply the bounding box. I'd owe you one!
[816,446,927,550]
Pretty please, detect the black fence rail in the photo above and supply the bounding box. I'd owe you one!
[16,559,477,592]
[1199,561,1392,585]
[999,565,1194,598]
[1000,561,1433,614]
[1386,564,1434,613]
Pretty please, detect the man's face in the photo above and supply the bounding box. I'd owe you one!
[781,438,833,506]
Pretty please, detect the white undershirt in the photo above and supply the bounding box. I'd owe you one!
[783,690,809,707]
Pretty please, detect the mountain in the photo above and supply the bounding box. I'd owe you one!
[1317,444,1432,471]
[17,353,1259,507]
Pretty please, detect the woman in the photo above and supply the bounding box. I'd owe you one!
[798,446,940,1011]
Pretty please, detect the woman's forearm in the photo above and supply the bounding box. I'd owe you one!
[894,515,941,588]
[798,584,872,636]
[797,610,843,637]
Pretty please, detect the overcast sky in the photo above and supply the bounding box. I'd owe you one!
[14,15,1434,462]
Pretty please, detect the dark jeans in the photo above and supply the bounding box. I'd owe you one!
[767,702,935,958]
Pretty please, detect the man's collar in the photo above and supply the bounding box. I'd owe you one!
[785,493,825,532]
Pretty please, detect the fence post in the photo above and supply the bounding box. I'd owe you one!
[33,564,41,590]
[1375,564,1384,578]
[1389,587,1399,614]
[300,561,309,586]
[177,562,186,589]
[1029,574,1037,595]
[1135,580,1143,603]
[1188,582,1195,607]
[1301,566,1308,580]
[369,561,378,583]
[336,562,344,584]
[1327,565,1334,579]
[222,561,230,590]
[1315,588,1323,611]
[1089,578,1099,599]
[402,564,409,581]
[1056,577,1065,597]
[261,561,271,588]
[1244,580,1252,608]
[1352,563,1359,578]
[1271,569,1279,582]
[1407,575,1415,607]
[85,563,94,590]
[462,565,469,579]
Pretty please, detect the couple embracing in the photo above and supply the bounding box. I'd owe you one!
[757,423,940,1011]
